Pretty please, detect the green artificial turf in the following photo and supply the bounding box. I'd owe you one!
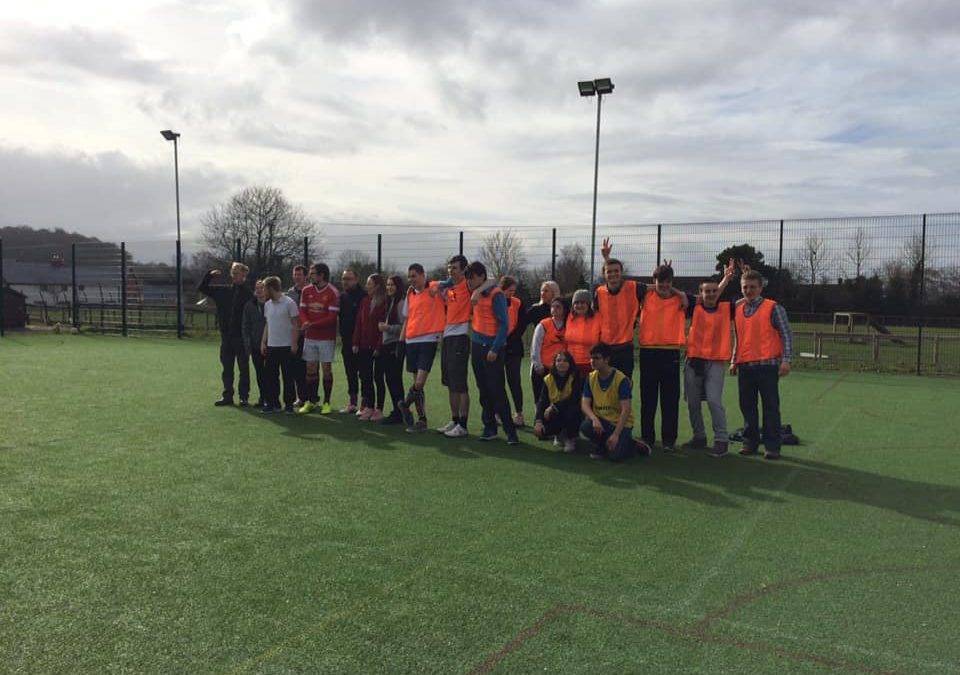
[2,333,959,673]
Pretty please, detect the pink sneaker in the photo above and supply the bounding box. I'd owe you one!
[340,403,358,414]
[358,408,374,421]
[368,409,384,422]
[355,406,367,417]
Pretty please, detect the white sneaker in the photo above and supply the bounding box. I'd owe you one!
[444,424,469,438]
[436,420,458,434]
[552,436,561,447]
[563,438,576,453]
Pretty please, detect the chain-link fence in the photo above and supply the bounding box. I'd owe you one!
[3,212,959,374]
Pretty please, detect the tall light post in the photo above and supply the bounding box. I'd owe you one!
[161,129,183,337]
[578,77,614,288]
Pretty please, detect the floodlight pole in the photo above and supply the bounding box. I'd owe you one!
[589,93,603,290]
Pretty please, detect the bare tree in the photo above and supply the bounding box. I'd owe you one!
[844,226,874,279]
[795,233,835,284]
[199,186,324,279]
[335,249,378,284]
[554,243,588,293]
[477,229,528,279]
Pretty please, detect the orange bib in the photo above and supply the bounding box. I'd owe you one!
[596,280,639,345]
[471,287,504,336]
[445,279,472,326]
[686,302,732,361]
[734,299,783,364]
[565,314,601,367]
[638,290,686,347]
[539,317,567,367]
[405,282,446,339]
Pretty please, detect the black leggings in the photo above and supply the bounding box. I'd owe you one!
[505,351,524,414]
[531,368,546,407]
[357,348,386,410]
[341,344,360,404]
[379,343,405,412]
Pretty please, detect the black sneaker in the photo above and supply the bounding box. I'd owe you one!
[634,439,652,457]
[681,437,707,450]
[284,405,295,414]
[479,427,498,441]
[214,398,233,407]
[379,410,403,425]
[661,442,677,454]
[709,441,729,458]
[239,399,249,408]
[764,450,781,460]
[739,445,759,456]
[506,433,520,446]
[260,406,281,415]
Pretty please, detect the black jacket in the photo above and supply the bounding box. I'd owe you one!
[242,298,266,354]
[338,286,366,340]
[198,272,253,338]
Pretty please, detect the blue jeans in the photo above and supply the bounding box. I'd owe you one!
[579,417,636,461]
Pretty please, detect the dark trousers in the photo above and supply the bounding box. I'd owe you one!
[531,369,546,405]
[357,348,386,409]
[638,348,681,446]
[341,343,360,404]
[219,334,250,401]
[504,352,524,413]
[610,343,635,382]
[738,364,782,452]
[579,417,636,461]
[290,336,306,402]
[471,342,517,435]
[250,348,265,404]
[380,343,405,411]
[264,346,296,409]
[541,402,583,439]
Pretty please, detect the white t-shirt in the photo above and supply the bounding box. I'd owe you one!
[264,295,300,347]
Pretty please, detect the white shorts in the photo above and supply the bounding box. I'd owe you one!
[302,338,335,363]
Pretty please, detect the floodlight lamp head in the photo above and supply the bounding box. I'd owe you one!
[161,130,180,141]
[578,80,597,97]
[594,78,614,94]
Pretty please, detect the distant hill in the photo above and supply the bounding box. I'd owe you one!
[1,226,121,263]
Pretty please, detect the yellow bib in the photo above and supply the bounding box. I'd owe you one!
[543,373,574,405]
[588,369,634,428]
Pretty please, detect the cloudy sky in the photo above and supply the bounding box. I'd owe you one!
[1,0,959,246]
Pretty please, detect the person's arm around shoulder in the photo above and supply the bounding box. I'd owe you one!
[487,292,510,361]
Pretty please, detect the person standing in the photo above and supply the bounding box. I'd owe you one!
[731,268,793,460]
[594,239,644,380]
[580,343,637,461]
[260,276,301,414]
[637,263,689,453]
[198,262,253,406]
[533,350,583,453]
[286,265,309,407]
[682,261,736,457]
[435,255,473,438]
[298,263,339,415]
[565,289,601,376]
[398,263,445,432]
[337,269,366,414]
[377,274,407,425]
[242,279,268,407]
[526,281,560,403]
[530,297,569,392]
[465,262,519,445]
[500,276,528,427]
[352,274,388,421]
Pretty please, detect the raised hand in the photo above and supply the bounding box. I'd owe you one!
[600,237,613,260]
[209,269,222,277]
[723,258,736,279]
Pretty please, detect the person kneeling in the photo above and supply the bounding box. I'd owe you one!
[580,343,640,461]
[534,351,583,453]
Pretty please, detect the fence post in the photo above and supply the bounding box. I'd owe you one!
[235,238,241,263]
[778,219,784,271]
[459,231,464,257]
[176,239,183,339]
[656,224,662,267]
[872,334,880,363]
[303,235,309,269]
[551,227,557,280]
[121,242,128,337]
[71,243,79,328]
[0,237,5,337]
[377,234,382,274]
[916,214,927,375]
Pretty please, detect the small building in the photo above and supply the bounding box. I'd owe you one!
[3,285,27,329]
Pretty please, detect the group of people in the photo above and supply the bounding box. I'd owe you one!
[199,237,793,461]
